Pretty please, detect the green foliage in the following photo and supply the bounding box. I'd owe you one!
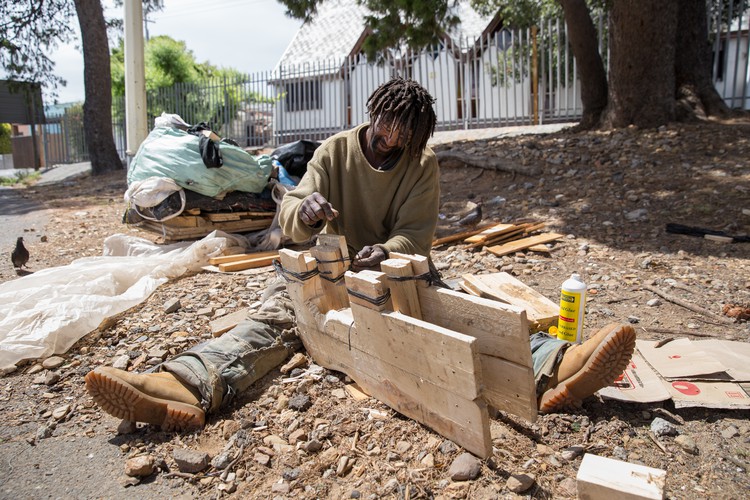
[110,35,273,134]
[0,123,11,154]
[0,170,41,186]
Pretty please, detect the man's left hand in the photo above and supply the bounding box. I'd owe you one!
[352,245,387,271]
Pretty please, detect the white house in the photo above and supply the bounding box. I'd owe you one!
[270,0,502,141]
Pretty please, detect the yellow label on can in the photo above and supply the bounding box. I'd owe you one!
[557,290,583,342]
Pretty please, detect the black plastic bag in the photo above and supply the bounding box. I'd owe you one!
[271,139,321,178]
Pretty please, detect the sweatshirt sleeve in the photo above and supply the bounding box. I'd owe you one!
[278,147,332,243]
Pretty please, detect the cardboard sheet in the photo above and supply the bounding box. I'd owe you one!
[598,352,671,403]
[637,338,728,380]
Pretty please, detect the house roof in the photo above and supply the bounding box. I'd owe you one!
[274,0,499,74]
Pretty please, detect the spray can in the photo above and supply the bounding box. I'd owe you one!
[557,273,587,344]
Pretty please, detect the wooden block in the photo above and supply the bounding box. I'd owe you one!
[311,244,349,311]
[380,258,422,319]
[432,222,498,247]
[210,308,250,337]
[461,272,558,332]
[344,270,391,312]
[344,383,371,401]
[486,232,564,257]
[527,243,551,253]
[576,453,666,500]
[206,212,241,222]
[218,253,278,272]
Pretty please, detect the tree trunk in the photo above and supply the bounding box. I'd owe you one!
[675,0,731,120]
[602,0,678,128]
[557,0,608,130]
[74,0,123,174]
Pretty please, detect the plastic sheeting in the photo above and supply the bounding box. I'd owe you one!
[0,231,246,374]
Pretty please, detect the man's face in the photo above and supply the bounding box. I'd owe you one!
[370,118,409,157]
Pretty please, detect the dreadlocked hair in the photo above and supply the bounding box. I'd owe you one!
[366,77,437,159]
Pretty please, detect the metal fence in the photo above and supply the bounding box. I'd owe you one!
[42,4,749,165]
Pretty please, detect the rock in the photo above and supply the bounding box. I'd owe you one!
[173,448,210,473]
[395,441,412,454]
[211,449,234,469]
[36,423,54,440]
[561,445,584,461]
[336,455,351,476]
[163,297,181,313]
[271,481,290,493]
[44,371,61,385]
[42,356,65,369]
[448,452,481,481]
[112,355,130,370]
[255,452,271,466]
[421,453,435,467]
[646,298,661,307]
[651,417,678,437]
[280,352,307,373]
[52,404,70,421]
[289,428,308,443]
[27,363,44,375]
[438,440,457,454]
[558,477,577,497]
[303,439,323,453]
[222,420,242,439]
[217,482,236,494]
[721,425,739,439]
[288,393,312,411]
[124,455,154,477]
[117,420,137,435]
[283,467,301,481]
[506,473,535,493]
[675,435,699,455]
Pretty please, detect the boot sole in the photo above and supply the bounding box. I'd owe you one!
[539,324,636,413]
[85,370,205,431]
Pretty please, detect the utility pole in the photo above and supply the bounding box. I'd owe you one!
[124,0,148,167]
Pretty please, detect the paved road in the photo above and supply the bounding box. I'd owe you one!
[0,162,92,277]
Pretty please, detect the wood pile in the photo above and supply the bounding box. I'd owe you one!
[140,209,275,243]
[433,220,563,256]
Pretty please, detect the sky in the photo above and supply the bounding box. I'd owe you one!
[49,0,303,104]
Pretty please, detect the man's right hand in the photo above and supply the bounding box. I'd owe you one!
[299,192,339,227]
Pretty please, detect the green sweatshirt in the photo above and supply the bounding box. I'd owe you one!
[279,123,440,257]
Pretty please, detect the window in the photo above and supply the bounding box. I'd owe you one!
[285,80,322,111]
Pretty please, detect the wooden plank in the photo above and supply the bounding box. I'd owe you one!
[480,354,537,422]
[218,253,278,272]
[205,212,241,222]
[209,308,251,337]
[388,252,430,288]
[461,272,558,332]
[576,453,666,500]
[463,223,517,243]
[417,286,532,367]
[159,215,203,228]
[380,258,422,319]
[318,309,492,458]
[432,222,498,247]
[347,303,480,399]
[209,250,280,265]
[486,232,564,257]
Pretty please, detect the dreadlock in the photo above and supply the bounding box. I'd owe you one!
[366,77,437,159]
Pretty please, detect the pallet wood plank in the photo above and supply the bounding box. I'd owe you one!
[486,232,564,257]
[380,258,423,319]
[209,250,280,265]
[461,272,558,332]
[218,253,278,272]
[480,354,537,421]
[576,453,666,500]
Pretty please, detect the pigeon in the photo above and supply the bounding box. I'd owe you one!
[11,237,29,269]
[456,202,483,227]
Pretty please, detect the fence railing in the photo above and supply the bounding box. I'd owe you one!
[41,5,749,165]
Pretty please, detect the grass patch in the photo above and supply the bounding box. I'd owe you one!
[0,170,41,186]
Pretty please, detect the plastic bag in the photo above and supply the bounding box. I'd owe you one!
[0,231,246,374]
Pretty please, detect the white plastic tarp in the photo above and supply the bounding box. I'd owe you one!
[0,231,245,374]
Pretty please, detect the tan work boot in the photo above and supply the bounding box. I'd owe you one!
[539,323,636,413]
[84,366,205,431]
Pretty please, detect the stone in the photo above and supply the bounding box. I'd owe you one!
[52,404,70,421]
[448,452,481,481]
[118,420,137,434]
[173,448,210,473]
[27,363,44,375]
[112,355,130,370]
[124,455,154,477]
[42,356,65,369]
[558,477,577,497]
[420,453,435,468]
[288,393,312,411]
[674,435,699,455]
[651,417,678,437]
[254,452,271,466]
[721,426,739,439]
[163,297,181,313]
[303,439,323,453]
[211,449,233,469]
[44,371,60,385]
[222,420,242,439]
[438,440,457,454]
[289,428,308,443]
[506,473,535,493]
[561,445,584,461]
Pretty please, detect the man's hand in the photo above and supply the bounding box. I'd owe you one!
[352,245,387,271]
[299,192,339,227]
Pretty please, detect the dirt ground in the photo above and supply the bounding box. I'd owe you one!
[1,120,749,499]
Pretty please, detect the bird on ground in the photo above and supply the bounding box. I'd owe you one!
[11,237,30,269]
[456,201,483,227]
